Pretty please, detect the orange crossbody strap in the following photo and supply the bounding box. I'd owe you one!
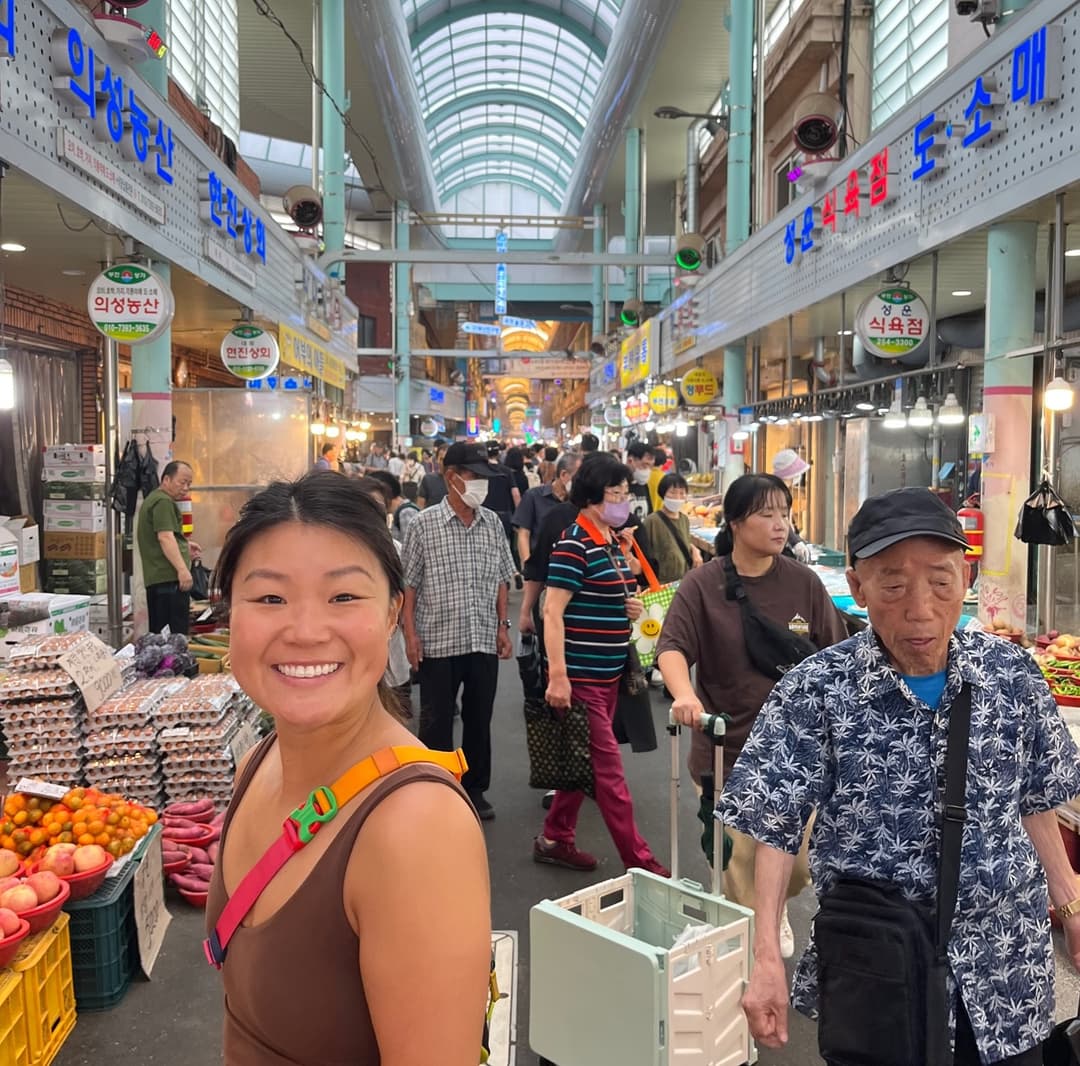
[574,512,661,592]
[204,745,467,970]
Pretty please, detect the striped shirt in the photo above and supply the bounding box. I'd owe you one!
[547,521,632,684]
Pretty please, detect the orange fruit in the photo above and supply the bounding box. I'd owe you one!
[58,832,73,844]
[105,813,119,827]
[72,822,87,839]
[77,833,95,846]
[94,833,110,847]
[12,812,27,827]
[27,809,42,825]
[87,821,105,835]
[145,810,158,825]
[28,829,45,846]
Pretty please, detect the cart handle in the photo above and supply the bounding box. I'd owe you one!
[668,709,727,738]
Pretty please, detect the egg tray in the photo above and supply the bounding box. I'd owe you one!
[84,728,158,753]
[5,632,99,671]
[0,671,80,700]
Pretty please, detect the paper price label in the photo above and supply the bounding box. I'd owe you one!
[133,830,171,975]
[14,778,69,801]
[58,634,122,713]
[230,720,259,765]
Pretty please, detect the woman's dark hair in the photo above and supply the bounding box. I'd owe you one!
[504,447,525,472]
[357,476,393,512]
[657,473,688,498]
[543,445,558,462]
[626,440,650,461]
[570,452,632,508]
[652,447,668,467]
[713,474,793,556]
[215,472,403,608]
[368,469,402,500]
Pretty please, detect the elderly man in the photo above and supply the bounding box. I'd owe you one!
[402,441,516,821]
[512,452,580,568]
[722,487,1080,1066]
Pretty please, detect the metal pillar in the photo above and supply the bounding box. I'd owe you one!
[723,0,753,486]
[592,204,606,337]
[312,3,321,191]
[102,329,123,648]
[686,119,708,234]
[753,0,768,229]
[981,220,1038,629]
[320,0,346,262]
[393,202,411,444]
[624,129,642,304]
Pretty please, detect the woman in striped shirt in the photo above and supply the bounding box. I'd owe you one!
[533,453,669,876]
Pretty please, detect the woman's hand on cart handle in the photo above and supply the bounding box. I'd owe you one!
[669,698,727,737]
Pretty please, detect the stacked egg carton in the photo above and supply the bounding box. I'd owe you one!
[0,633,91,783]
[84,677,189,808]
[155,675,258,807]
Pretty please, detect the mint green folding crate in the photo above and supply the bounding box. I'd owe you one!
[530,868,755,1066]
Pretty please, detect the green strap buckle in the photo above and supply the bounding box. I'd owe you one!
[286,786,339,847]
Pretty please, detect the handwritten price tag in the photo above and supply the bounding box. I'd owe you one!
[58,634,121,713]
[133,829,171,975]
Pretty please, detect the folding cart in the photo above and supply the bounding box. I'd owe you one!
[530,713,756,1066]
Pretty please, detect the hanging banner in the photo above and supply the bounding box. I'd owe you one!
[855,287,929,359]
[648,384,679,415]
[87,265,174,344]
[278,324,347,390]
[619,321,653,389]
[220,325,280,380]
[680,367,719,406]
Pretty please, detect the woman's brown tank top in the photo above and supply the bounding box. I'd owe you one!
[205,734,474,1065]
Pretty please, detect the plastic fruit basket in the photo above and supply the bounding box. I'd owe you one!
[28,856,114,903]
[18,880,70,935]
[0,967,30,1066]
[176,887,209,908]
[0,919,30,969]
[162,852,190,876]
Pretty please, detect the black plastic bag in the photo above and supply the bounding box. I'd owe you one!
[1044,999,1080,1065]
[189,559,211,601]
[1015,479,1076,546]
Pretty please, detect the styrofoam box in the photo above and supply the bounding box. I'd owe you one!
[42,466,106,484]
[42,444,106,467]
[89,594,132,619]
[91,622,134,648]
[1,517,39,565]
[0,528,18,598]
[0,592,91,636]
[44,514,106,533]
[43,500,106,519]
[530,870,754,1066]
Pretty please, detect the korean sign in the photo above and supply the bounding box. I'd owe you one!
[221,326,280,381]
[279,324,347,390]
[87,265,173,344]
[199,171,268,264]
[619,320,653,389]
[855,287,929,359]
[495,232,508,315]
[680,367,719,406]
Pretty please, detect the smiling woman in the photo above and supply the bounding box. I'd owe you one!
[204,472,492,1066]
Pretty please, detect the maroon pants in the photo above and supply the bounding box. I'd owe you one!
[542,680,655,868]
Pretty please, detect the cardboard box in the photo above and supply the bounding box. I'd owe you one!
[47,575,107,595]
[44,561,110,596]
[1,516,40,566]
[0,592,91,637]
[0,528,19,598]
[43,531,107,560]
[43,499,106,519]
[44,558,108,579]
[89,593,132,619]
[42,444,105,468]
[44,514,106,534]
[90,621,133,647]
[18,562,39,594]
[42,466,106,484]
[44,481,107,501]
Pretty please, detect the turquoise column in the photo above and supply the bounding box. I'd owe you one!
[592,204,605,338]
[394,202,411,443]
[623,129,641,306]
[320,0,346,263]
[723,0,753,486]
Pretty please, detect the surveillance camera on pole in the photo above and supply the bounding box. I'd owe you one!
[954,0,999,23]
[675,233,706,272]
[283,185,324,229]
[792,93,843,155]
[620,299,644,328]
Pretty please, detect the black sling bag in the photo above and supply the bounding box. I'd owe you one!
[814,683,971,1066]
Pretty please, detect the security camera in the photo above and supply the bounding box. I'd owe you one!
[283,185,323,229]
[961,0,999,21]
[620,299,644,328]
[675,233,706,272]
[792,93,843,154]
[590,340,606,358]
[954,0,977,13]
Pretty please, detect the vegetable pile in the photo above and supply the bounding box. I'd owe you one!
[133,632,198,680]
[160,798,225,902]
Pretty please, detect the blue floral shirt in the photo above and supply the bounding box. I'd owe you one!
[720,626,1080,1062]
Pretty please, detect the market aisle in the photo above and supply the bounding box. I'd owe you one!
[51,647,1080,1065]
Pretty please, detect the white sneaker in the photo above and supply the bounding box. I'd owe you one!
[779,904,795,959]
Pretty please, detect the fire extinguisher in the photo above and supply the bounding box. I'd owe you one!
[178,495,194,540]
[957,504,983,560]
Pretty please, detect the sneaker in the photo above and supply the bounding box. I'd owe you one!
[639,858,671,878]
[541,790,556,810]
[533,836,597,871]
[469,793,495,821]
[779,903,795,959]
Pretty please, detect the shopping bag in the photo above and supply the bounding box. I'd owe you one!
[631,581,679,669]
[523,696,594,797]
[1044,997,1080,1064]
[1016,479,1076,546]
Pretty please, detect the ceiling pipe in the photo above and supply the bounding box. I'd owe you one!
[556,0,682,245]
[686,117,709,235]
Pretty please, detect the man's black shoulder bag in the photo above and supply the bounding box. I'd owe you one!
[814,683,971,1066]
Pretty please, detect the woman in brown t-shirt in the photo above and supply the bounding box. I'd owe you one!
[205,472,491,1065]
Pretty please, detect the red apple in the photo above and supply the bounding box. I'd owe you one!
[0,876,21,895]
[39,848,75,877]
[25,871,60,904]
[72,844,108,872]
[0,851,20,878]
[0,907,21,938]
[0,885,39,914]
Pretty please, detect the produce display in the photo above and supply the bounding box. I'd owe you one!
[1034,631,1080,703]
[982,620,1031,646]
[132,631,198,679]
[161,800,226,906]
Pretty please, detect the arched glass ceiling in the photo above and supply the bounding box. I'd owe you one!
[402,0,624,206]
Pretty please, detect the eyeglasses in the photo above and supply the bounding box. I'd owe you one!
[603,490,631,502]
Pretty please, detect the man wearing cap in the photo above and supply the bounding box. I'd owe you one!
[401,441,516,820]
[721,487,1080,1065]
[771,448,812,562]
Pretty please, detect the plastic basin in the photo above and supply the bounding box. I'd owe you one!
[162,853,190,876]
[27,855,115,903]
[177,888,208,908]
[0,918,30,967]
[18,878,71,934]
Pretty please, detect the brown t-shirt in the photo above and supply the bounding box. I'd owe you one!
[656,554,849,781]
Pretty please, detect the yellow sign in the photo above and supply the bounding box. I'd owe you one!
[648,384,679,415]
[619,320,653,389]
[681,367,719,406]
[279,324,348,390]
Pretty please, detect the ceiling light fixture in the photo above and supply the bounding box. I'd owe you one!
[1066,249,1080,258]
[951,289,973,297]
[937,392,966,425]
[882,407,908,429]
[837,329,854,337]
[310,420,326,436]
[1046,373,1074,411]
[0,242,25,253]
[61,268,86,277]
[0,358,13,411]
[324,424,340,439]
[854,397,876,412]
[908,396,934,428]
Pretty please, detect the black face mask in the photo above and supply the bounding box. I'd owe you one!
[723,557,819,682]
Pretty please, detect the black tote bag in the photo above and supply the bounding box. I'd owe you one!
[523,696,594,797]
[1016,479,1076,546]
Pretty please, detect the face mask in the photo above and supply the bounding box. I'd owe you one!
[563,479,573,498]
[663,496,684,514]
[633,467,651,485]
[600,499,632,527]
[454,475,489,510]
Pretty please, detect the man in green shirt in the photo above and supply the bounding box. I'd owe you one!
[137,460,201,634]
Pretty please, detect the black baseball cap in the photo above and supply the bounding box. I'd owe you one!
[848,487,968,563]
[442,442,496,477]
